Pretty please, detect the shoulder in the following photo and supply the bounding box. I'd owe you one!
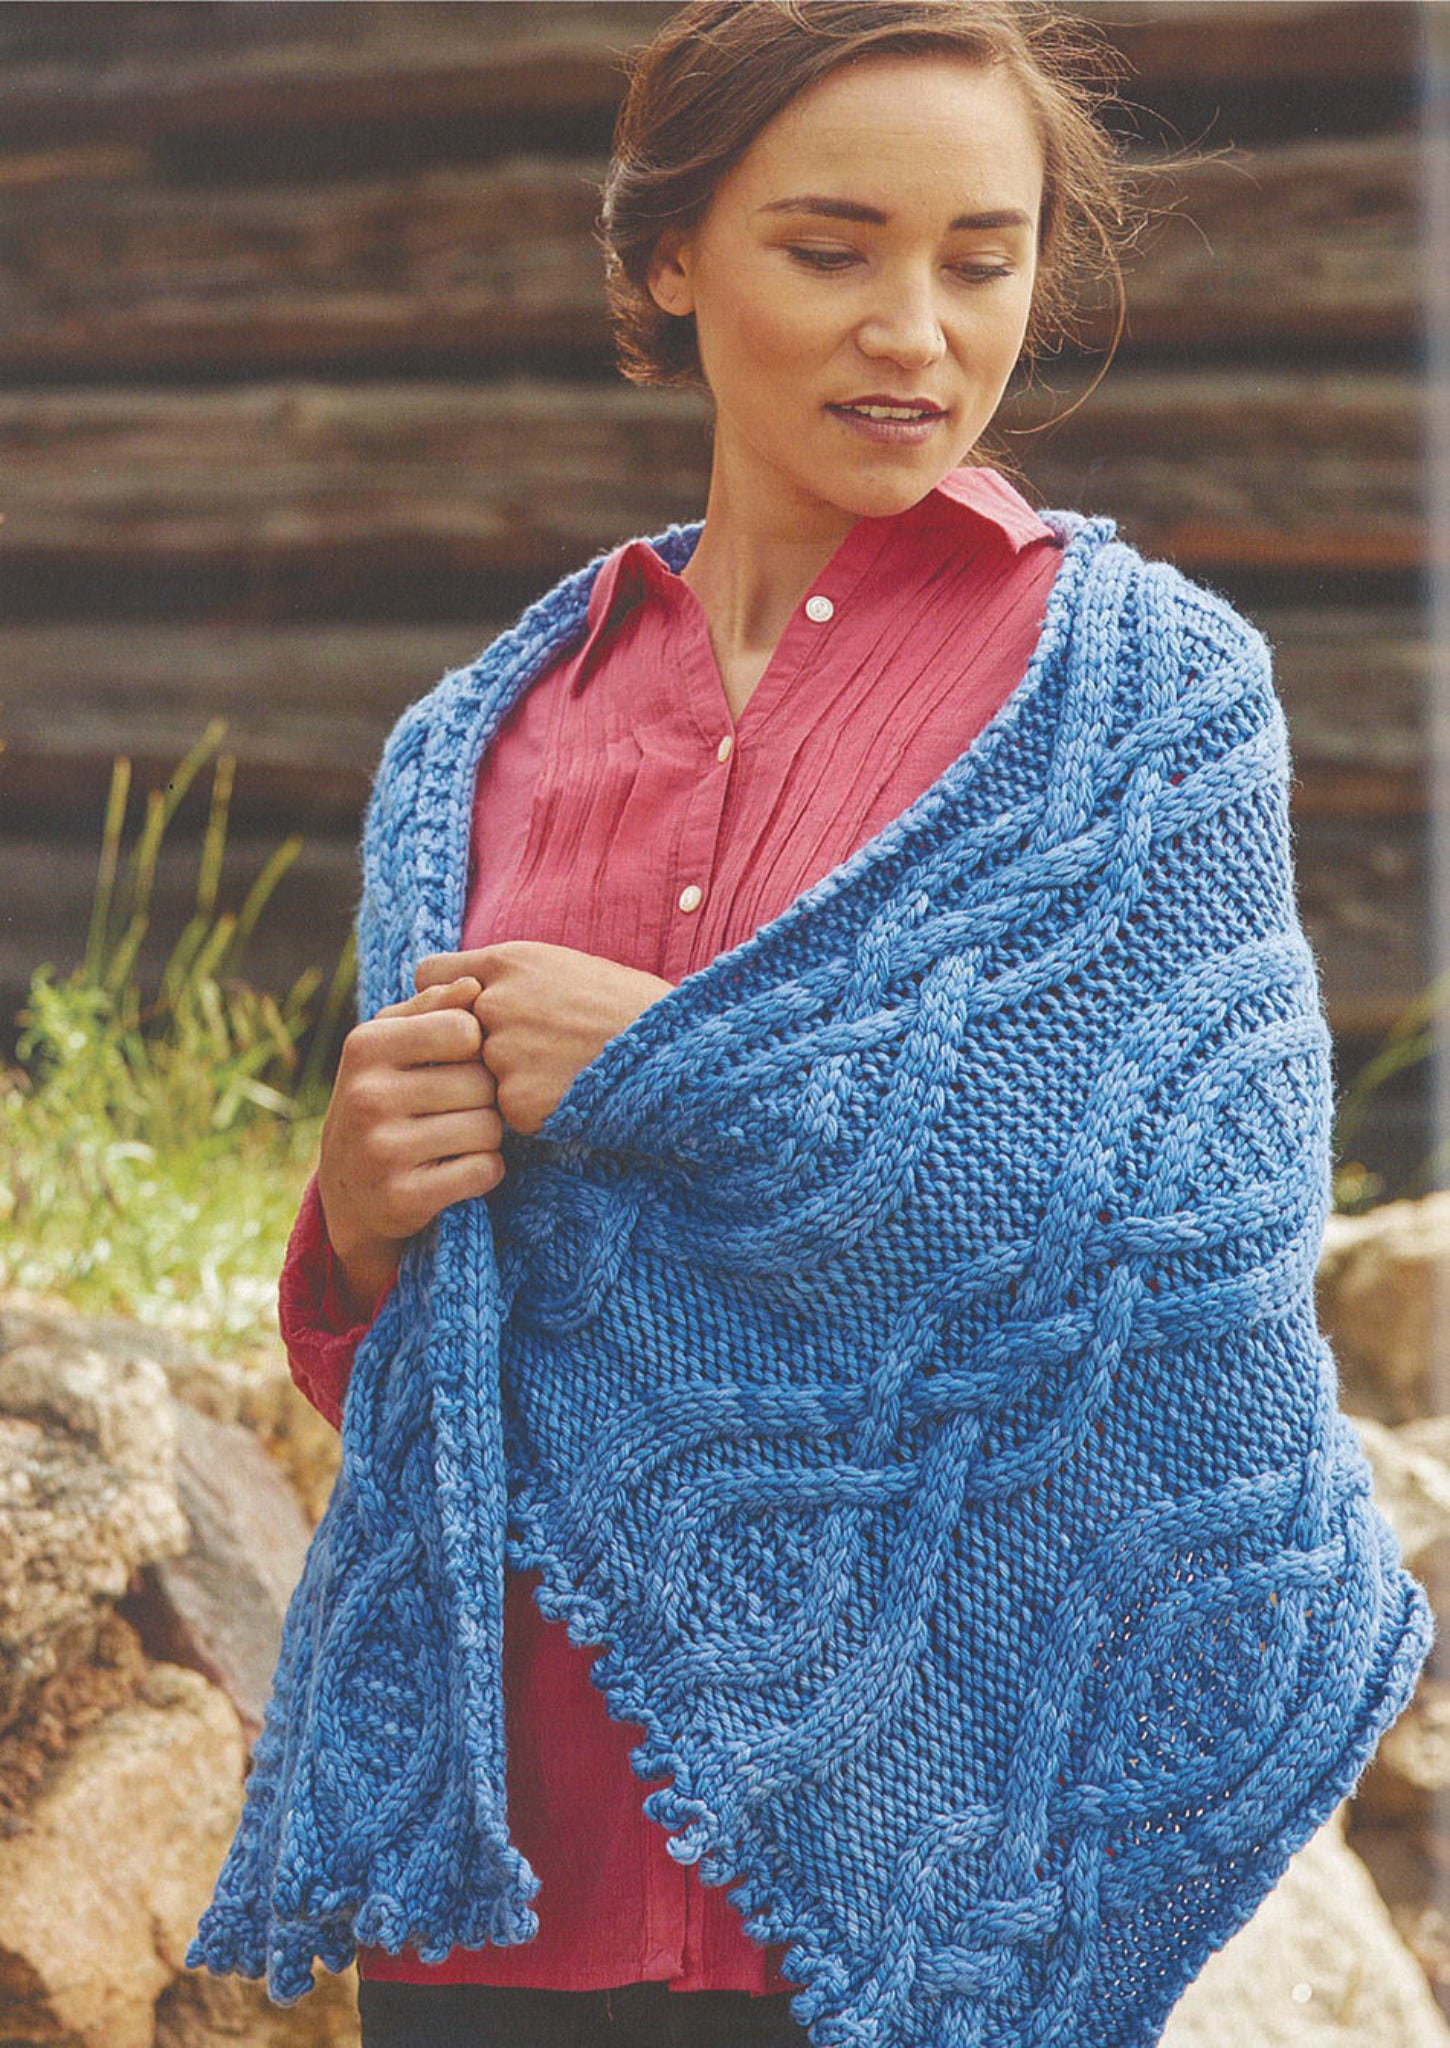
[352,517,704,1012]
[365,515,707,813]
[1059,513,1268,671]
[1140,550,1273,689]
[1070,521,1282,736]
[360,557,597,836]
[1144,556,1289,781]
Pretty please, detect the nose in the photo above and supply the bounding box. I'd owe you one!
[855,265,947,370]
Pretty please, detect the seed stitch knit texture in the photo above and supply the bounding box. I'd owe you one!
[187,505,1434,2048]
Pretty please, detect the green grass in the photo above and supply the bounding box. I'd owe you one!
[0,723,355,1351]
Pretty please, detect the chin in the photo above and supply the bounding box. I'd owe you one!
[833,468,937,510]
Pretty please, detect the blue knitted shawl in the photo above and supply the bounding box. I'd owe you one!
[189,506,1433,2047]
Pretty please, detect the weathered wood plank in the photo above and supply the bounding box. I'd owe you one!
[0,606,1426,832]
[0,624,504,827]
[1294,813,1428,1037]
[0,381,710,589]
[0,371,1424,592]
[1091,2,1420,86]
[0,810,1424,1049]
[1110,133,1420,351]
[0,135,1419,376]
[0,158,610,374]
[1251,604,1428,817]
[0,3,1419,149]
[1002,369,1425,573]
[0,5,666,146]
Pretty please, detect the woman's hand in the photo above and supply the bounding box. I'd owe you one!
[316,976,504,1319]
[413,941,676,1137]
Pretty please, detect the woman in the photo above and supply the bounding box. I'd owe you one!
[188,6,1433,2047]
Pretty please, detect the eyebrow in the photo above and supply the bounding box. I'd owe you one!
[755,195,1034,231]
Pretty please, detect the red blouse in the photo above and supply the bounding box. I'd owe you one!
[278,463,1064,1993]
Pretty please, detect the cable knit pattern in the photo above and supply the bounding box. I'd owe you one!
[188,507,1433,2047]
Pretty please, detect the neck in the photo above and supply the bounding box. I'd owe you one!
[678,452,864,666]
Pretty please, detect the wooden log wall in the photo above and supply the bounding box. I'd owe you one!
[0,0,1434,1184]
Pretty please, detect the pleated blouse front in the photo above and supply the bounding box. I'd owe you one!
[278,461,1065,1993]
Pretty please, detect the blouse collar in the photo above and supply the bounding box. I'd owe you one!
[566,463,1055,699]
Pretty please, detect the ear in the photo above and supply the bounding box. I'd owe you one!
[646,229,695,318]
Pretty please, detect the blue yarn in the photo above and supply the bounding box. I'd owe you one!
[188,506,1434,2046]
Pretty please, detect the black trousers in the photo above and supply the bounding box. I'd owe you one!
[357,1978,811,2047]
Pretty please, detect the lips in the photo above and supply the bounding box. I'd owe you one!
[828,399,947,420]
[826,402,949,445]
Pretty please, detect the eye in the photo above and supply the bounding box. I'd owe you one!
[784,247,1014,283]
[785,246,857,271]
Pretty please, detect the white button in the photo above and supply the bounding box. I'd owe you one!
[716,733,734,763]
[805,594,835,623]
[678,884,703,913]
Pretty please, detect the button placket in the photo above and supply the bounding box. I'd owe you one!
[673,726,736,924]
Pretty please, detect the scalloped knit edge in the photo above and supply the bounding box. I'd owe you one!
[499,1493,1435,2046]
[184,1834,546,2007]
[505,1481,865,2043]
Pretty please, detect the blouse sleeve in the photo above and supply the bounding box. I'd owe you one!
[277,1170,395,1432]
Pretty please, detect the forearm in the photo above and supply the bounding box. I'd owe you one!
[279,1172,392,1430]
[328,1228,404,1321]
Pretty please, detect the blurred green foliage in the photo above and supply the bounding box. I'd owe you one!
[0,723,355,1348]
[1331,969,1450,1215]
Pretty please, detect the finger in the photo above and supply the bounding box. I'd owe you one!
[359,1006,488,1069]
[414,951,492,994]
[408,1149,506,1210]
[375,976,480,1022]
[390,1062,500,1115]
[389,1107,505,1171]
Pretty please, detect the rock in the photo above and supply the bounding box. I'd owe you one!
[1162,1803,1450,2045]
[1317,1195,1450,1423]
[256,1378,344,1532]
[228,1358,343,1532]
[0,1282,340,1521]
[0,1323,190,1733]
[1354,1818,1450,2025]
[0,1292,351,2037]
[156,1962,362,2047]
[1351,1413,1450,1564]
[0,1609,148,1833]
[1355,1674,1450,1829]
[0,1294,244,1425]
[0,1294,189,1523]
[0,1661,243,2048]
[119,1401,312,1745]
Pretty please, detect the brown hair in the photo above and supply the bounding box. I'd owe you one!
[598,0,1193,471]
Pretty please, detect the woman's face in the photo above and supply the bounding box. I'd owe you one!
[647,53,1045,530]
